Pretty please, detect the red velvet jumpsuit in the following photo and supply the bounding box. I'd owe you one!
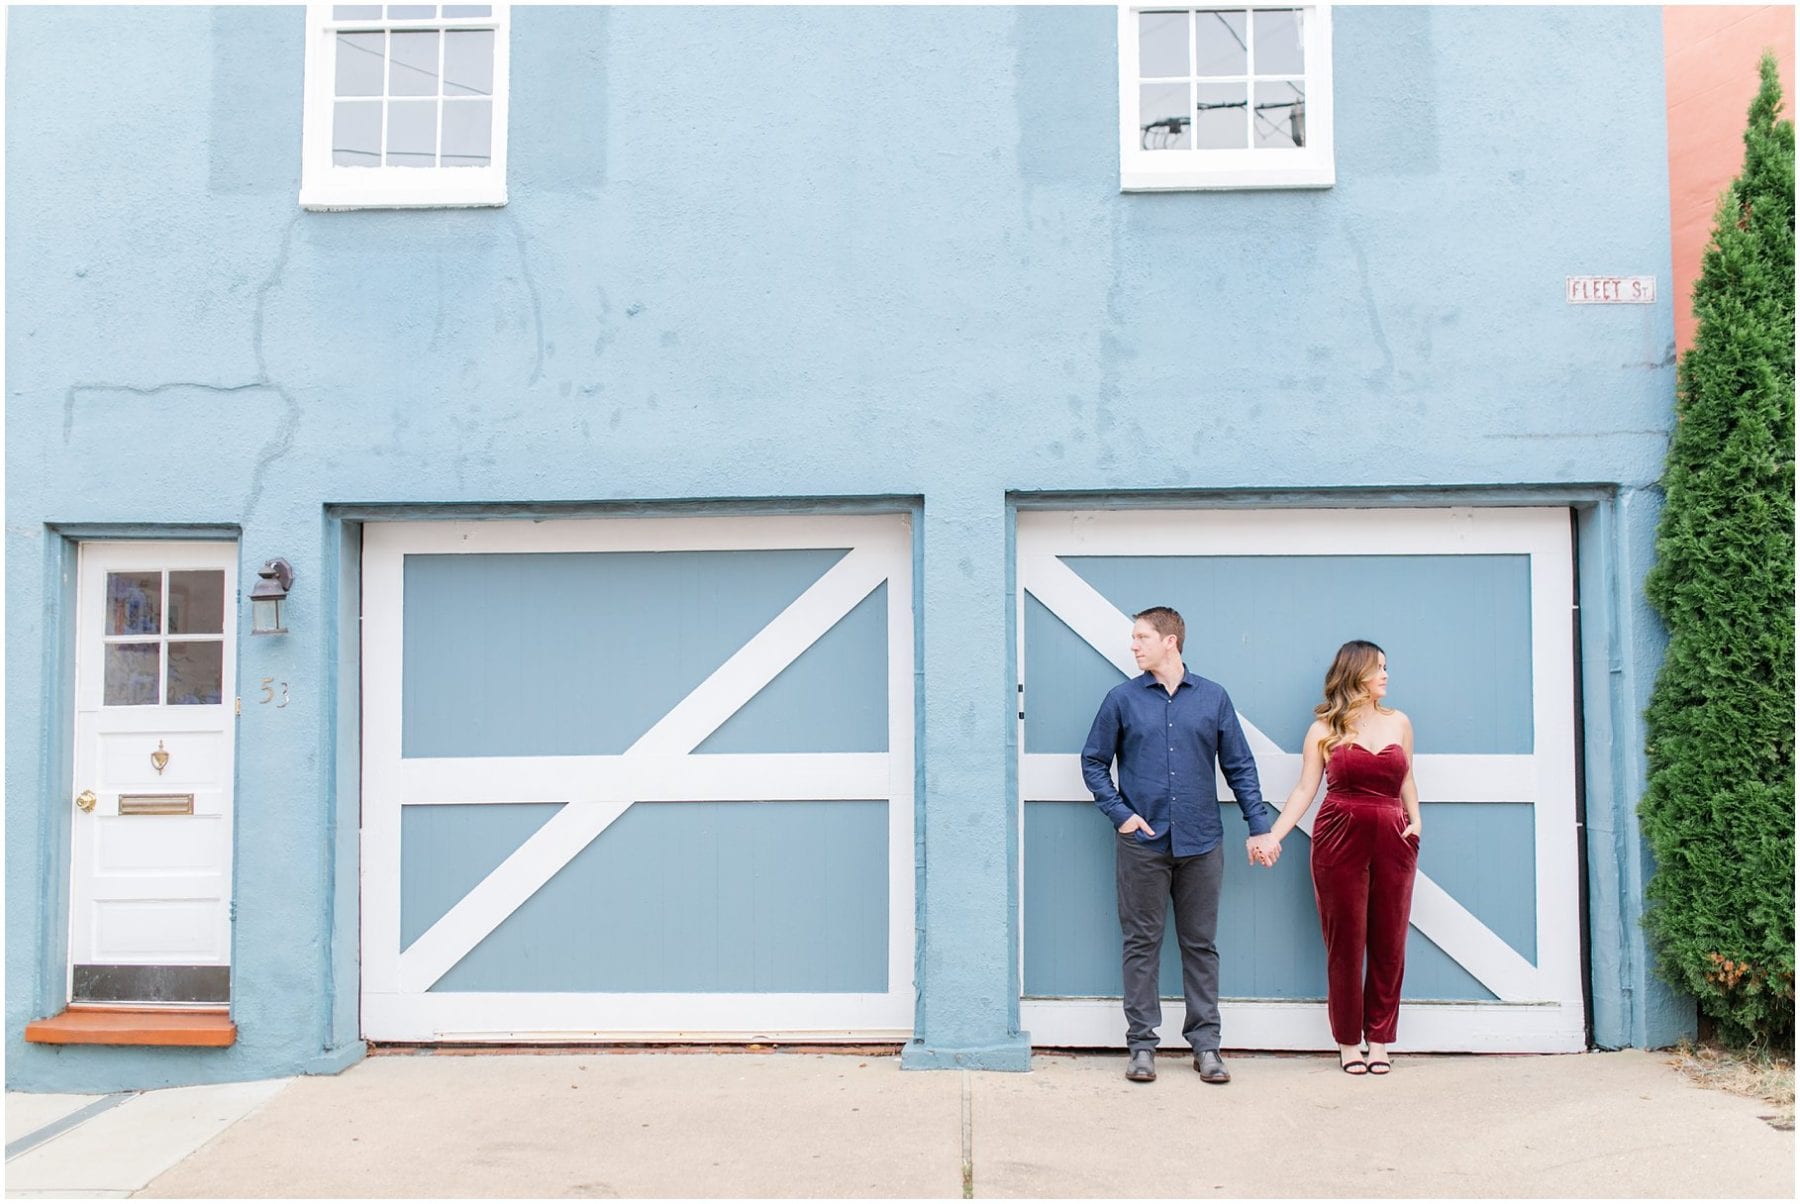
[1310,741,1419,1045]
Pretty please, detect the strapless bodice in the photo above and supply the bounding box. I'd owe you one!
[1324,742,1408,798]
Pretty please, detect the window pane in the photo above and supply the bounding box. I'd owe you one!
[168,571,225,635]
[1253,8,1304,76]
[442,5,492,16]
[1138,11,1189,78]
[332,5,383,18]
[443,29,493,96]
[1254,80,1305,148]
[168,642,224,706]
[335,32,385,97]
[387,5,437,16]
[387,99,437,166]
[1138,83,1191,151]
[389,30,440,96]
[441,99,492,166]
[105,644,160,706]
[334,100,383,165]
[1194,82,1248,149]
[107,573,162,636]
[1194,10,1247,76]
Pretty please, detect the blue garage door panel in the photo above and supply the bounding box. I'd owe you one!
[1024,595,1129,755]
[1404,933,1496,1001]
[430,800,889,993]
[401,548,848,758]
[697,583,888,754]
[402,802,564,948]
[1419,801,1537,964]
[1055,555,1534,754]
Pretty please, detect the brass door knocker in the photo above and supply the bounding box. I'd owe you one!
[150,741,170,775]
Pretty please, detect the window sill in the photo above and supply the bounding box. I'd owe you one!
[1120,163,1336,191]
[299,171,507,211]
[300,190,508,211]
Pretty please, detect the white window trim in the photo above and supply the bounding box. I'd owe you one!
[299,3,510,210]
[1118,3,1334,192]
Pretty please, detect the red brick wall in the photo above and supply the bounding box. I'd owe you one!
[1664,6,1796,353]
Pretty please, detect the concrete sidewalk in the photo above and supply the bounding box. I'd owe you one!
[6,1049,1792,1199]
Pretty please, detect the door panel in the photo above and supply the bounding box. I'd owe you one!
[398,548,851,759]
[424,800,889,995]
[93,813,226,874]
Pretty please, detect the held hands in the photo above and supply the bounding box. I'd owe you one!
[1118,816,1285,866]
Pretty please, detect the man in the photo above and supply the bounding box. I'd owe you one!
[1081,606,1279,1084]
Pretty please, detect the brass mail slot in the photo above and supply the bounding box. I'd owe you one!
[118,793,195,816]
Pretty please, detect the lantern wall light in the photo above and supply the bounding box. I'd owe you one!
[249,558,294,635]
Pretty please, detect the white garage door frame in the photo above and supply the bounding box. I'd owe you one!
[361,513,915,1042]
[1016,506,1585,1053]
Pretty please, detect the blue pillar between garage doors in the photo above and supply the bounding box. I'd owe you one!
[903,494,1032,1070]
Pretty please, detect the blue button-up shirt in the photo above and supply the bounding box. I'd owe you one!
[1081,670,1271,857]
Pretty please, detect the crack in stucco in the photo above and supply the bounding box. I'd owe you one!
[1346,229,1396,383]
[502,209,546,386]
[62,380,266,442]
[241,212,306,524]
[57,212,307,526]
[1621,344,1678,370]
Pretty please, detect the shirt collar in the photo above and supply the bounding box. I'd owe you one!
[1139,669,1197,691]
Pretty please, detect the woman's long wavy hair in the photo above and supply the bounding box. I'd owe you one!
[1314,640,1391,757]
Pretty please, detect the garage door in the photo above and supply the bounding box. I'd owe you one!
[361,514,914,1041]
[1017,507,1583,1053]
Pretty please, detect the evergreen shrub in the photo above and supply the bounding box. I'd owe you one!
[1641,54,1795,1049]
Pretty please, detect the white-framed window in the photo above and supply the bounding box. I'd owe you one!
[1117,4,1333,191]
[299,3,510,210]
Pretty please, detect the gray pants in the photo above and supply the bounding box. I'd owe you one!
[1116,836,1224,1053]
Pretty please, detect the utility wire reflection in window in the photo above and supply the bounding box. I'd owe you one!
[1136,7,1307,152]
[1142,99,1304,151]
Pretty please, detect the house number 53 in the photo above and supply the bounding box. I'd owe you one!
[259,677,290,709]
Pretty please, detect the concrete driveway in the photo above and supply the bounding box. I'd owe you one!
[6,1049,1792,1198]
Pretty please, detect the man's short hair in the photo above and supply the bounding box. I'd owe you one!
[1133,606,1185,653]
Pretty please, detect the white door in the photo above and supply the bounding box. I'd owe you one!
[1017,508,1584,1053]
[361,514,915,1041]
[69,542,238,1005]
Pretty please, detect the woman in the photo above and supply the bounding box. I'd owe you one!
[1263,640,1421,1075]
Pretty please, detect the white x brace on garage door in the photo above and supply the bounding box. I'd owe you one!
[1017,507,1585,1053]
[361,514,914,1041]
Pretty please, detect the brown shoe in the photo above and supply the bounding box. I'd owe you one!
[1125,1050,1157,1082]
[1193,1049,1230,1083]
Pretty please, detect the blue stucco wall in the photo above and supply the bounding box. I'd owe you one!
[6,5,1687,1089]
